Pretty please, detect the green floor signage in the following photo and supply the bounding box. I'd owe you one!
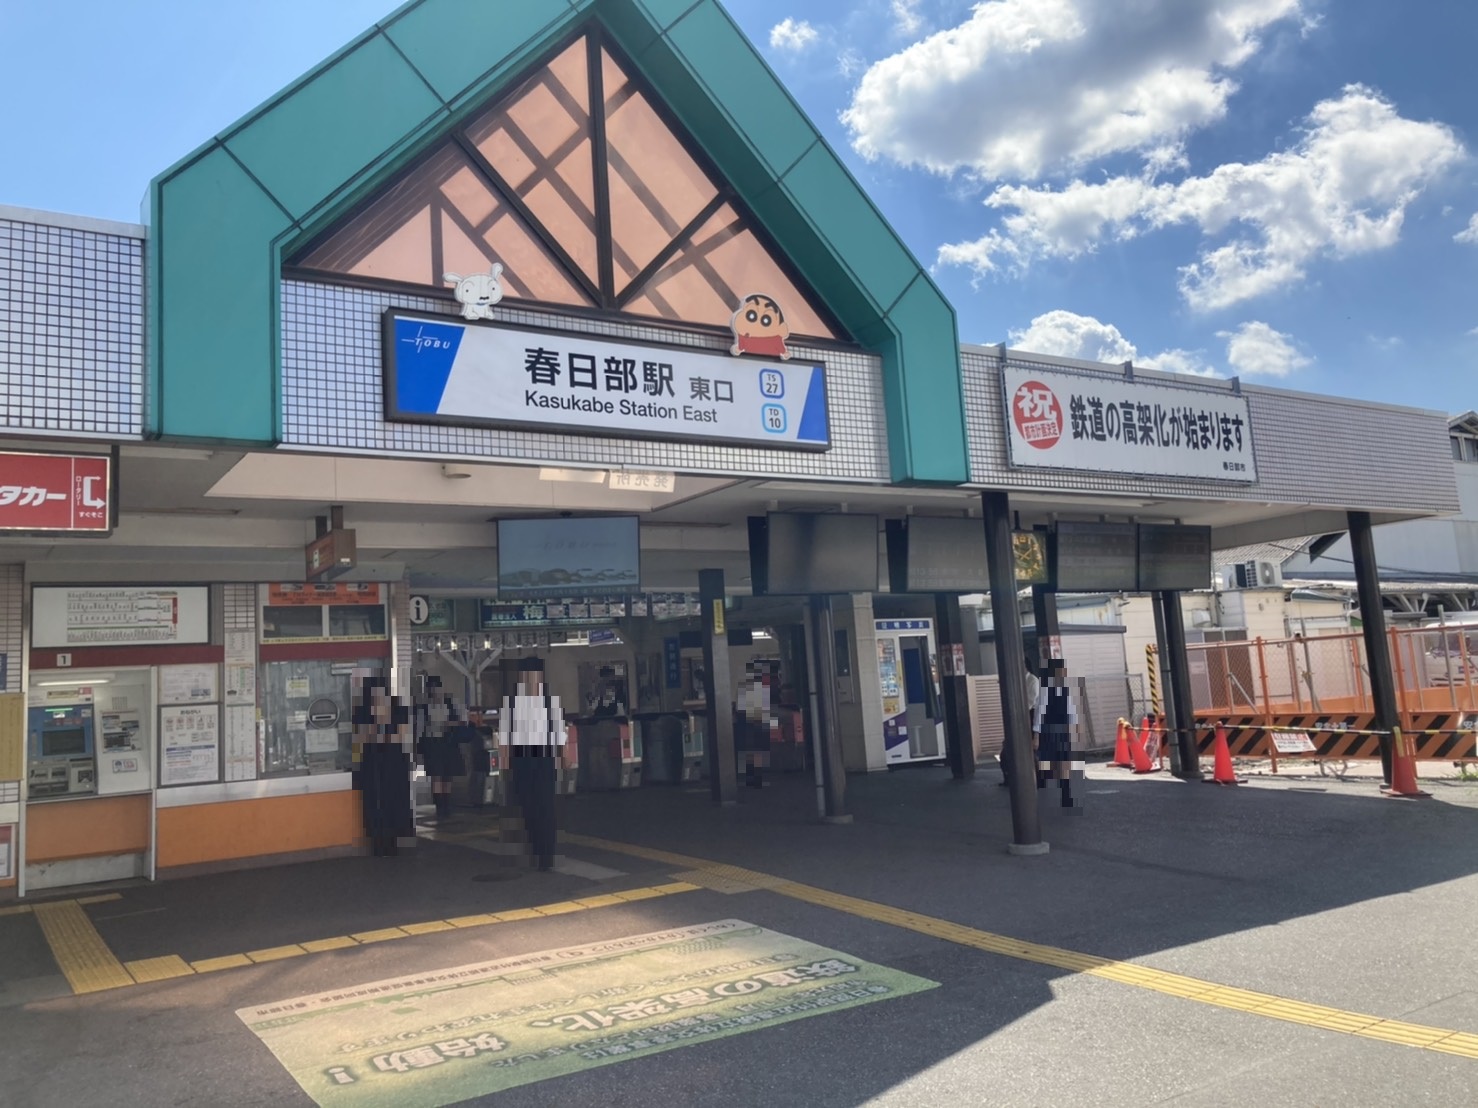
[238,919,938,1106]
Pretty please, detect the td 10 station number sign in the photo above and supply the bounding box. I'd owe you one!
[1003,366,1257,483]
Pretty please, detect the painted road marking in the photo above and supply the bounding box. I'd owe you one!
[32,900,135,995]
[237,919,938,1105]
[561,833,1478,1061]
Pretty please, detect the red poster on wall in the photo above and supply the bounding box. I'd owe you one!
[0,452,111,532]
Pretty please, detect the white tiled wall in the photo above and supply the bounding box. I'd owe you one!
[280,280,890,481]
[0,213,144,438]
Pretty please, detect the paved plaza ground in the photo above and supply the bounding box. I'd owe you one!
[2,762,1476,1106]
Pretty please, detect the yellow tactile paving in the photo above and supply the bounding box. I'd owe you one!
[446,913,502,928]
[191,954,252,973]
[564,833,1478,1062]
[531,900,584,916]
[301,936,359,953]
[32,900,136,995]
[0,904,32,917]
[75,894,123,906]
[350,928,408,944]
[400,920,456,936]
[124,955,194,983]
[246,945,308,963]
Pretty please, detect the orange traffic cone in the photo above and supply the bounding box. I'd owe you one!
[1110,719,1134,769]
[1383,727,1430,799]
[1130,721,1159,775]
[1205,721,1240,785]
[1138,715,1155,763]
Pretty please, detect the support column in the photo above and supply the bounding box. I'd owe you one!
[1350,511,1396,785]
[810,595,850,821]
[981,491,1045,854]
[934,592,976,780]
[699,569,737,806]
[1159,590,1201,779]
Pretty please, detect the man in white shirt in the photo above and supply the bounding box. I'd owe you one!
[497,658,566,871]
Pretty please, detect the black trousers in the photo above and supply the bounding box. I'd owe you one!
[510,754,557,868]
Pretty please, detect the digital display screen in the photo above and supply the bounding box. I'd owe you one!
[497,516,641,598]
[1052,521,1138,592]
[887,517,990,593]
[1137,524,1213,591]
[41,727,89,757]
[755,514,880,596]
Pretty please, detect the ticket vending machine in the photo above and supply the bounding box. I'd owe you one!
[27,704,98,798]
[875,618,946,765]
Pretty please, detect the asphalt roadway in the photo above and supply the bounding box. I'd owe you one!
[2,762,1476,1107]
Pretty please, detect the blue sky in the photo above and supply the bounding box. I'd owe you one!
[3,0,1475,412]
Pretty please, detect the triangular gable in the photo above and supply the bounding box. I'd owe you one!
[291,30,838,340]
[149,0,968,482]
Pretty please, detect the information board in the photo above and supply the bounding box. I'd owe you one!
[1137,524,1213,591]
[1052,521,1138,593]
[32,586,210,649]
[158,663,220,706]
[160,704,221,786]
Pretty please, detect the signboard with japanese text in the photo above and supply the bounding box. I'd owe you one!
[384,309,831,451]
[159,704,221,786]
[1003,366,1257,482]
[0,450,111,532]
[267,583,383,607]
[31,586,211,649]
[237,919,936,1106]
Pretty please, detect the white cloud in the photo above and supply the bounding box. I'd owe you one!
[1219,321,1310,376]
[844,0,1302,180]
[1007,309,1217,375]
[769,18,819,52]
[1009,309,1137,363]
[1455,213,1478,245]
[837,48,865,79]
[891,0,924,36]
[939,86,1464,310]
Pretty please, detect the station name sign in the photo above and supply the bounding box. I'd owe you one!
[383,309,830,451]
[1003,366,1257,483]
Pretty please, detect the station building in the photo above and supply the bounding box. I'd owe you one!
[0,0,1458,893]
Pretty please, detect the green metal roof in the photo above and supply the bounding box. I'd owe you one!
[147,0,968,483]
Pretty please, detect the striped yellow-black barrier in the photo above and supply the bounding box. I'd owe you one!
[1194,714,1478,761]
[1145,645,1161,717]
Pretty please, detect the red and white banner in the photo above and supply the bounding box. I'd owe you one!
[0,451,111,532]
[1002,366,1257,483]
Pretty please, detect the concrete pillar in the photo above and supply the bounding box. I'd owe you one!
[934,592,976,779]
[699,569,737,805]
[1349,512,1396,785]
[981,491,1045,854]
[810,595,850,821]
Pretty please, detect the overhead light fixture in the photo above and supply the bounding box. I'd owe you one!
[441,464,474,480]
[37,678,111,687]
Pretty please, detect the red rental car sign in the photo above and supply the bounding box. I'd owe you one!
[0,452,111,532]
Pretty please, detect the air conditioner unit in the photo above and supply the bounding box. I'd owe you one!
[1233,560,1283,589]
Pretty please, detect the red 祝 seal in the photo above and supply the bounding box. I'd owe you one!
[1011,380,1063,449]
